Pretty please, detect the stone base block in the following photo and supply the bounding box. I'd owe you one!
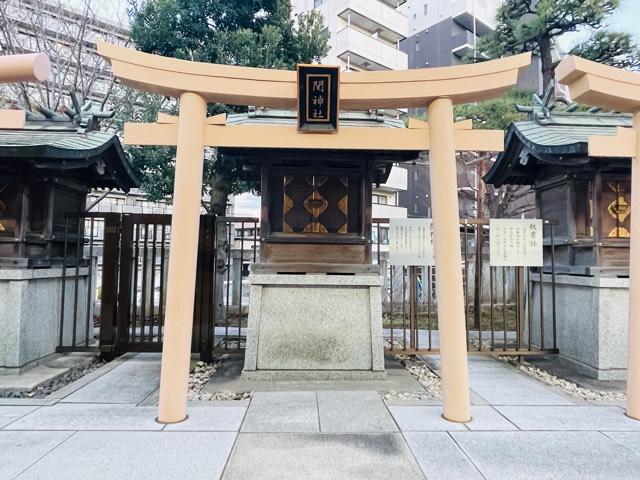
[0,267,92,371]
[532,273,628,380]
[241,369,387,381]
[243,273,385,379]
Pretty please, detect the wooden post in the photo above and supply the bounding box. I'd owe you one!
[157,92,207,424]
[628,109,640,420]
[427,97,471,423]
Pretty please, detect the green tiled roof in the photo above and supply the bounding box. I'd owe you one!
[0,125,139,190]
[484,111,633,187]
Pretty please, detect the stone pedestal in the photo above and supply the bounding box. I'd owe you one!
[0,267,91,373]
[531,273,628,380]
[242,273,386,380]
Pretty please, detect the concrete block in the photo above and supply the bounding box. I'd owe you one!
[452,431,640,480]
[7,403,162,431]
[164,405,246,432]
[244,274,385,377]
[388,406,467,431]
[0,431,73,479]
[61,354,160,404]
[222,433,425,480]
[495,405,640,431]
[18,431,236,480]
[0,405,38,428]
[241,392,319,433]
[316,391,397,433]
[404,432,484,480]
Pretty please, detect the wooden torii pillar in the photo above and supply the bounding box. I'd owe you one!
[557,57,640,420]
[0,53,50,128]
[98,42,530,424]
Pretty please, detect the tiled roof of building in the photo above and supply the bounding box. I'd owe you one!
[484,103,632,187]
[0,114,139,190]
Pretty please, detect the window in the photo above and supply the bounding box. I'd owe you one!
[415,41,421,52]
[424,4,428,15]
[414,170,419,181]
[373,194,388,205]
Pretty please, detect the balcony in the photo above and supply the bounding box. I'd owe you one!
[451,30,476,58]
[333,27,408,71]
[336,0,408,44]
[377,166,408,192]
[372,203,407,219]
[451,0,496,36]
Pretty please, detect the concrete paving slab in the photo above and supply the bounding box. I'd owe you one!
[6,403,162,431]
[0,366,69,392]
[603,432,640,453]
[222,433,425,480]
[241,391,319,433]
[60,354,161,404]
[496,405,640,431]
[469,383,575,406]
[0,431,73,479]
[317,391,397,433]
[16,431,236,480]
[204,355,425,394]
[388,406,467,431]
[0,405,39,428]
[465,406,518,431]
[163,405,246,431]
[404,432,484,480]
[452,431,640,480]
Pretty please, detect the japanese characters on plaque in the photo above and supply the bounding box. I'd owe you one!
[389,219,435,266]
[489,219,543,267]
[297,64,339,132]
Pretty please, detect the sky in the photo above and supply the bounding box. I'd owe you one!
[558,0,640,51]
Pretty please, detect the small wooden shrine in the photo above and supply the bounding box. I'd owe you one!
[223,108,419,269]
[484,91,632,276]
[0,100,137,372]
[0,101,138,267]
[220,107,420,378]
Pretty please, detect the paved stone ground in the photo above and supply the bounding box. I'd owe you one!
[1,353,640,479]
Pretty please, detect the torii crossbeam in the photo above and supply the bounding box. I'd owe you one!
[557,56,640,421]
[98,41,530,424]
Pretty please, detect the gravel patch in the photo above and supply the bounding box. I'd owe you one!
[188,355,249,401]
[382,340,442,401]
[1,358,105,399]
[498,356,626,403]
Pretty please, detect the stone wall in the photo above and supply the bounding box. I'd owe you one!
[0,267,92,373]
[531,273,628,380]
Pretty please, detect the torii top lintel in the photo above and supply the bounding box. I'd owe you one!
[556,56,640,159]
[556,56,640,113]
[97,42,530,110]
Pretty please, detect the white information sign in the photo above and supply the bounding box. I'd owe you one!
[489,219,543,267]
[389,218,435,266]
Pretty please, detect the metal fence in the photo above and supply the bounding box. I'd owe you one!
[373,218,558,355]
[58,212,558,359]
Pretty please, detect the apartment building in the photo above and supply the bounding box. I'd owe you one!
[292,0,410,225]
[400,0,541,89]
[292,0,409,71]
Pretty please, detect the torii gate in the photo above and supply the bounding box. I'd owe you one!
[97,42,531,424]
[556,57,640,421]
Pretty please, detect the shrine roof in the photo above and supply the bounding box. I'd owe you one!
[484,103,632,187]
[0,116,139,191]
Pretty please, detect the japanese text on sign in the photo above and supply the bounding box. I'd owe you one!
[489,219,543,266]
[297,64,339,132]
[307,75,330,121]
[389,219,435,266]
